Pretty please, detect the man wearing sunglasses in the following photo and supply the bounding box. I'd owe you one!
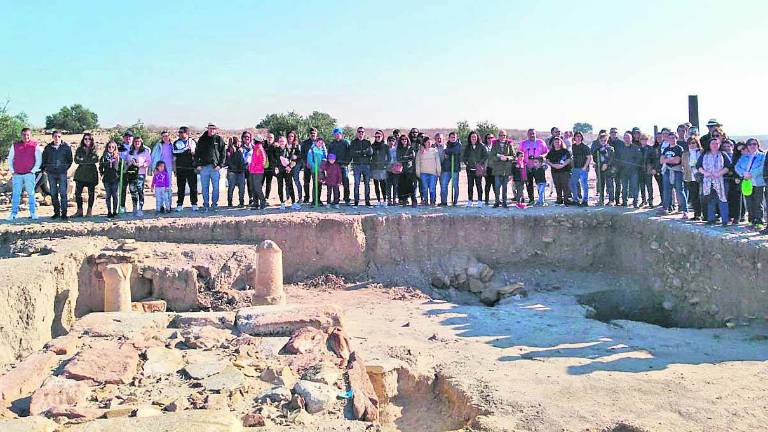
[350,127,374,206]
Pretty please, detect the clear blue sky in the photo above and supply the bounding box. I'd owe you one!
[2,0,766,134]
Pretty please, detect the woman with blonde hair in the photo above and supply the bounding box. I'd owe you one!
[682,136,703,220]
[415,136,441,205]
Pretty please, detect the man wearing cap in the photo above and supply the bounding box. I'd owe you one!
[173,126,198,211]
[327,128,351,205]
[700,119,721,148]
[195,123,226,211]
[349,126,373,206]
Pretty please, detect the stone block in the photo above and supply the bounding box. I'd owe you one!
[235,304,344,336]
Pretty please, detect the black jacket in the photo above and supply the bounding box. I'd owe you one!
[463,143,488,169]
[622,143,644,172]
[349,138,374,166]
[73,146,99,184]
[441,141,462,172]
[41,142,73,175]
[396,143,416,173]
[173,139,196,171]
[327,139,351,166]
[224,148,247,174]
[99,151,123,184]
[371,141,390,171]
[195,132,226,168]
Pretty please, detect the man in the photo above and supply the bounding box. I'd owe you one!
[41,130,73,220]
[262,133,276,203]
[547,126,561,149]
[519,128,548,203]
[327,128,350,205]
[117,131,133,212]
[657,131,688,217]
[569,132,592,207]
[6,128,42,221]
[593,132,616,205]
[608,127,626,204]
[349,127,373,206]
[622,131,644,207]
[439,131,462,206]
[563,130,573,151]
[300,127,319,203]
[151,131,176,208]
[194,123,226,211]
[638,133,656,207]
[700,119,721,148]
[173,126,198,211]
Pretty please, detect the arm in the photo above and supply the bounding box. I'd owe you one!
[7,145,14,175]
[74,148,85,165]
[33,147,42,173]
[583,155,593,170]
[65,146,74,169]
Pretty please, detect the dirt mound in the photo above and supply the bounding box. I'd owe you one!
[298,274,349,292]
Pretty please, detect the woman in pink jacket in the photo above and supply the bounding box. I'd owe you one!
[248,137,269,210]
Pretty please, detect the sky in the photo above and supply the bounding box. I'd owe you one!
[1,0,767,135]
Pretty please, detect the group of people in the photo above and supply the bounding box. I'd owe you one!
[5,120,767,233]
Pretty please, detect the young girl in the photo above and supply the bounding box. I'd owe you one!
[530,156,548,206]
[152,161,172,213]
[123,136,151,217]
[248,137,269,210]
[513,151,527,208]
[320,153,342,208]
[99,140,122,218]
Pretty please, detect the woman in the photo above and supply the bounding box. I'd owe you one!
[681,136,703,220]
[287,130,303,207]
[241,131,255,206]
[490,130,515,208]
[721,139,744,224]
[483,133,496,206]
[99,140,123,218]
[123,136,151,217]
[386,136,399,206]
[248,136,269,210]
[415,136,441,206]
[734,138,765,230]
[463,131,487,207]
[545,136,572,205]
[696,137,732,227]
[274,135,296,210]
[224,136,247,207]
[396,135,417,206]
[370,130,390,207]
[73,133,99,217]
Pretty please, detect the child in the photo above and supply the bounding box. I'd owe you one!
[152,161,172,213]
[306,139,327,207]
[512,152,527,208]
[320,153,342,209]
[530,156,548,206]
[99,141,122,218]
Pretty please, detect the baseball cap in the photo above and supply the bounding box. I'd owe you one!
[123,130,133,137]
[328,153,337,160]
[332,127,343,136]
[631,127,641,133]
[706,119,722,127]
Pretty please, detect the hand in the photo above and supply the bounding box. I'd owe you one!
[196,166,202,172]
[214,166,220,171]
[601,164,607,171]
[744,173,752,179]
[275,168,279,175]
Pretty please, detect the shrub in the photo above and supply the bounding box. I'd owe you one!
[45,104,99,133]
[0,103,29,162]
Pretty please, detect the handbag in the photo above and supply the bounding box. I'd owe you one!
[740,156,757,196]
[475,163,486,177]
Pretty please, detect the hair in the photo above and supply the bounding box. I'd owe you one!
[711,126,726,139]
[421,136,433,147]
[106,140,117,152]
[398,135,411,147]
[392,129,400,136]
[448,131,457,138]
[374,129,384,141]
[51,130,61,137]
[387,136,396,143]
[703,136,722,154]
[241,131,252,142]
[746,137,761,148]
[287,130,299,145]
[308,126,318,134]
[155,160,166,170]
[573,131,584,141]
[550,126,558,133]
[686,136,701,150]
[129,136,145,154]
[79,133,94,148]
[467,131,480,145]
[178,126,190,134]
[21,127,31,134]
[551,136,563,148]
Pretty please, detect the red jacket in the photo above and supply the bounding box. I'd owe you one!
[320,160,342,186]
[248,144,268,174]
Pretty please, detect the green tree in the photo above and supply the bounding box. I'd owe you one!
[573,122,593,134]
[109,120,159,149]
[0,102,29,161]
[303,111,337,141]
[256,111,304,138]
[45,104,99,133]
[341,126,356,141]
[456,121,470,143]
[475,120,499,140]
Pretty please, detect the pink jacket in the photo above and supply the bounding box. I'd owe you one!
[248,144,268,174]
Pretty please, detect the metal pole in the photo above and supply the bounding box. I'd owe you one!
[688,95,699,128]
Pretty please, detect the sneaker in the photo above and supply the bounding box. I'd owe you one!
[6,213,17,222]
[192,205,199,212]
[681,212,689,220]
[333,204,340,209]
[493,202,500,208]
[137,210,144,217]
[754,223,765,231]
[291,203,301,210]
[465,201,473,208]
[516,203,526,209]
[119,207,126,213]
[280,203,286,210]
[382,202,388,208]
[502,203,508,208]
[175,206,183,212]
[476,201,484,208]
[30,213,38,221]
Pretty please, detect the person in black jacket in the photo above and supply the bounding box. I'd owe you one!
[173,126,198,211]
[463,131,488,207]
[327,128,351,204]
[224,136,247,207]
[439,132,462,206]
[300,127,319,203]
[41,130,73,220]
[273,135,296,209]
[349,126,373,206]
[262,133,276,203]
[195,123,226,211]
[396,135,417,206]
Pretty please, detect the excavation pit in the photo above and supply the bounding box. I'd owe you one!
[0,208,766,431]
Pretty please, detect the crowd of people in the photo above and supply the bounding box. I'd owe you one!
[5,120,767,233]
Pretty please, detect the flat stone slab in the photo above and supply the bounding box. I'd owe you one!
[183,360,228,380]
[29,376,91,415]
[0,352,59,402]
[142,347,185,377]
[235,304,344,336]
[71,312,174,338]
[199,366,245,391]
[64,410,241,431]
[63,341,140,384]
[169,312,236,329]
[0,416,58,432]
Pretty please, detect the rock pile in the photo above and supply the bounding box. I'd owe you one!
[430,256,527,306]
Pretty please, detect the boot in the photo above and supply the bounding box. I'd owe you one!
[74,208,84,218]
[86,207,93,217]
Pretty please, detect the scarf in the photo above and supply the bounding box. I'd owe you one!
[702,152,726,202]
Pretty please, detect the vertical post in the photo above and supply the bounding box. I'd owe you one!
[654,125,659,138]
[688,95,699,128]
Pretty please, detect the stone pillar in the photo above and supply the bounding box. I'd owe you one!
[251,240,285,305]
[103,264,133,312]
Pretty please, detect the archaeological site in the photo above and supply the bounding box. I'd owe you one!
[0,207,766,432]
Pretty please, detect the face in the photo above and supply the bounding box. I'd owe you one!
[553,138,562,149]
[208,126,217,135]
[527,129,536,140]
[162,132,170,143]
[374,131,383,141]
[470,133,479,145]
[399,137,408,146]
[633,131,641,141]
[157,163,165,171]
[498,131,507,141]
[83,134,93,147]
[21,130,31,142]
[178,130,188,140]
[356,128,365,139]
[551,128,561,137]
[435,134,443,144]
[600,136,608,145]
[677,127,686,138]
[123,135,132,143]
[641,137,649,146]
[722,141,732,153]
[574,134,583,144]
[278,136,287,147]
[242,133,252,143]
[609,129,618,139]
[409,128,419,137]
[267,133,275,144]
[53,133,62,143]
[288,131,296,142]
[329,158,336,164]
[107,142,117,153]
[655,133,662,142]
[310,130,318,140]
[688,139,697,149]
[133,138,142,148]
[746,140,759,153]
[333,132,342,140]
[388,139,396,147]
[710,138,721,152]
[623,133,632,143]
[423,139,433,148]
[564,131,572,139]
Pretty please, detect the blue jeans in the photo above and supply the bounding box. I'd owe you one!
[440,171,460,205]
[620,169,640,203]
[536,183,546,205]
[105,181,119,214]
[353,164,371,203]
[494,175,509,204]
[199,165,221,208]
[227,172,246,205]
[292,166,303,202]
[48,172,68,216]
[11,173,37,216]
[570,168,589,203]
[706,192,729,225]
[420,173,438,203]
[662,170,688,212]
